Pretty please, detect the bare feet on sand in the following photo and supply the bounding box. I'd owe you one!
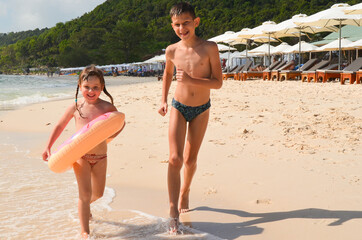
[80,232,89,239]
[179,189,190,213]
[168,217,183,235]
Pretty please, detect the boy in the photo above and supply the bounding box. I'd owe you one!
[158,2,222,233]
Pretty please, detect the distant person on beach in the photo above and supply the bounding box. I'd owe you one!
[158,2,222,234]
[42,65,122,239]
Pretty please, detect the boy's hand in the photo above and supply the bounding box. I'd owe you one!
[176,69,191,84]
[158,102,168,116]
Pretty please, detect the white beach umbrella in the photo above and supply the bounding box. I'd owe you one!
[248,44,275,54]
[285,41,319,53]
[344,3,362,15]
[271,42,292,54]
[209,31,236,43]
[344,39,362,58]
[217,44,236,52]
[344,39,362,49]
[294,3,362,69]
[236,21,279,65]
[271,13,338,66]
[316,38,354,51]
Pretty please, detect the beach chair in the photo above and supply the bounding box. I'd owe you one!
[279,58,318,81]
[270,60,295,81]
[301,60,330,82]
[316,58,362,83]
[237,60,253,81]
[241,64,265,81]
[226,64,244,80]
[262,60,282,81]
[340,58,362,84]
[222,65,239,80]
[356,70,362,84]
[233,64,245,80]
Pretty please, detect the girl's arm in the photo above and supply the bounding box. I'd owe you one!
[42,104,75,161]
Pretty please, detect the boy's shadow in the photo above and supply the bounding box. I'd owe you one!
[188,206,362,239]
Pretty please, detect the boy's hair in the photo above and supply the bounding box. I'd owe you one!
[75,64,114,118]
[169,2,196,19]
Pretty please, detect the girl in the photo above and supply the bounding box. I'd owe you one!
[42,65,122,239]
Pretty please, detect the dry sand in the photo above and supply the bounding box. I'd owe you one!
[0,76,361,239]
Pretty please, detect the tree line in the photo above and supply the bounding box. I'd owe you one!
[0,0,359,73]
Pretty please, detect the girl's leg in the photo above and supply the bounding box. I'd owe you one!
[90,159,107,203]
[73,159,92,235]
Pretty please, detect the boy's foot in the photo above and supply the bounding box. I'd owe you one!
[168,217,183,235]
[179,190,190,213]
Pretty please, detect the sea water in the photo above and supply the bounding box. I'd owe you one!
[0,75,76,110]
[0,75,222,239]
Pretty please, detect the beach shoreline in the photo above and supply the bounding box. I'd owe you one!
[1,76,362,239]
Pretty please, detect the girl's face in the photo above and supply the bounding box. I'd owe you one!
[79,75,103,103]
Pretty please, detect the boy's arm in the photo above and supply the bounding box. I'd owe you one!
[158,47,175,116]
[176,42,222,89]
[42,104,75,161]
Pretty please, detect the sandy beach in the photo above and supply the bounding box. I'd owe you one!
[1,76,361,239]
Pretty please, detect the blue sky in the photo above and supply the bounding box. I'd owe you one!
[0,0,106,33]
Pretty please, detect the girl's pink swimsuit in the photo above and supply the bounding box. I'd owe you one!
[81,154,107,166]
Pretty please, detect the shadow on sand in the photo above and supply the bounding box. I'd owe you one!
[187,206,362,239]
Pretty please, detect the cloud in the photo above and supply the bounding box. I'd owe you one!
[0,0,106,33]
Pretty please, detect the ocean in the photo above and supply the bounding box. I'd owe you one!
[0,75,221,240]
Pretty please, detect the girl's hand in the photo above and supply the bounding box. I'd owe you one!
[42,148,51,161]
[158,102,168,116]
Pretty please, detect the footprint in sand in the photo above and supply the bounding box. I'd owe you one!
[205,187,217,195]
[208,139,226,145]
[202,172,214,176]
[256,198,271,204]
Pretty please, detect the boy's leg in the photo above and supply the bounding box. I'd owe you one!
[73,159,92,235]
[179,109,210,213]
[90,159,107,203]
[168,107,187,220]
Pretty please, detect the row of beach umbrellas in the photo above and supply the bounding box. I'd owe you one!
[210,3,362,70]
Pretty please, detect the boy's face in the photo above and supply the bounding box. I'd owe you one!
[171,13,200,41]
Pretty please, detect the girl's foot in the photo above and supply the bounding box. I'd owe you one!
[80,232,89,239]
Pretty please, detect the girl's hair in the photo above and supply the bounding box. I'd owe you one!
[75,64,114,118]
[169,2,196,19]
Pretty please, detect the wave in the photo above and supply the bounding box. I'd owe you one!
[0,92,72,110]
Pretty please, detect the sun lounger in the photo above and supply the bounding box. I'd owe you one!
[262,60,283,81]
[233,64,245,80]
[340,58,362,84]
[236,60,253,81]
[240,64,265,81]
[300,60,330,82]
[356,70,362,84]
[270,60,295,81]
[279,58,318,81]
[316,58,362,83]
[222,65,239,80]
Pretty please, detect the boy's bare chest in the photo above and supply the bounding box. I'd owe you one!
[173,48,208,73]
